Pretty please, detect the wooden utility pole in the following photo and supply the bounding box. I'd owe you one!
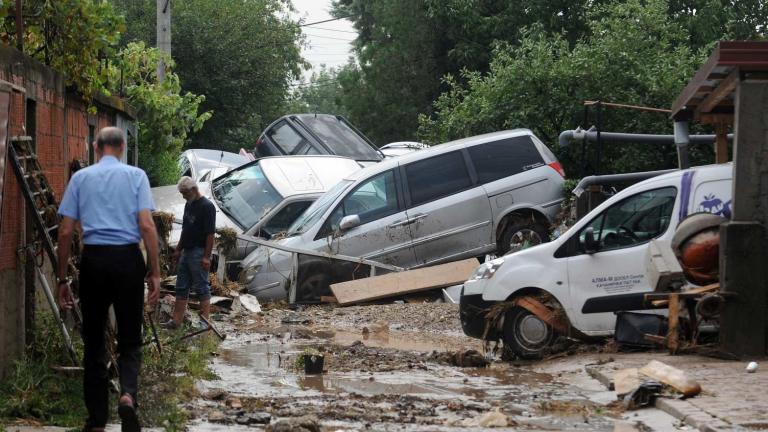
[156,0,171,82]
[14,0,23,53]
[719,76,768,357]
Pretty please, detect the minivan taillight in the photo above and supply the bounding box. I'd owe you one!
[548,161,565,177]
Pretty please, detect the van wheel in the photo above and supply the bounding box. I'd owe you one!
[498,218,549,255]
[502,306,555,360]
[296,264,332,302]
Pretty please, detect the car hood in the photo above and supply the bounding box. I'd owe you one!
[151,182,241,246]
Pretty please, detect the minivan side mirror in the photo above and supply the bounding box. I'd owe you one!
[339,214,361,232]
[583,227,598,254]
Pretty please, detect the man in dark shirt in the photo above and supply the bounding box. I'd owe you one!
[162,176,215,329]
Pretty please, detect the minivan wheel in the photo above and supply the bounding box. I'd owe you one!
[296,265,332,302]
[502,306,555,360]
[498,219,549,255]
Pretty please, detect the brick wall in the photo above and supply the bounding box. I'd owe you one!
[0,45,133,378]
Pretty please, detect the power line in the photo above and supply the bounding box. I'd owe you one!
[304,33,356,42]
[300,15,352,27]
[307,26,357,34]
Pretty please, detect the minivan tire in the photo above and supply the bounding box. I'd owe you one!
[296,264,333,302]
[498,217,549,256]
[502,306,555,360]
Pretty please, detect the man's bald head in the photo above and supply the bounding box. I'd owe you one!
[96,127,126,149]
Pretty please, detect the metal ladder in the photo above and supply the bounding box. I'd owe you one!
[9,136,81,364]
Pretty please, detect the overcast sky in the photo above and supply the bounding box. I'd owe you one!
[290,0,356,81]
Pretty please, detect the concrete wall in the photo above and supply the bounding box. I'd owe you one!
[0,45,133,378]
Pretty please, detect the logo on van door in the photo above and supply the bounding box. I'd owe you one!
[698,194,732,218]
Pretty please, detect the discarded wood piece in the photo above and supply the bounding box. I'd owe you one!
[638,360,701,397]
[320,295,338,304]
[330,259,478,305]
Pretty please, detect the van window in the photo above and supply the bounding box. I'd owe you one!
[468,136,545,184]
[267,121,306,154]
[322,170,398,235]
[262,200,313,238]
[406,151,472,206]
[297,115,381,161]
[578,187,677,253]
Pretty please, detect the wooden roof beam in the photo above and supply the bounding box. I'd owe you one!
[696,68,740,115]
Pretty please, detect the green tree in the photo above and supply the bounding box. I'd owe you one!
[286,66,349,116]
[0,0,124,101]
[111,0,306,152]
[110,43,211,185]
[418,0,706,175]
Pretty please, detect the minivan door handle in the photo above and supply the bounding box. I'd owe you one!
[409,213,428,222]
[388,219,411,228]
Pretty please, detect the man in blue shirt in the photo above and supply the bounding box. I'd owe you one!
[56,127,161,432]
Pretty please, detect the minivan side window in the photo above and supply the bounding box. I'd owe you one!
[405,151,472,206]
[267,121,306,155]
[320,170,399,236]
[578,187,677,253]
[468,136,545,184]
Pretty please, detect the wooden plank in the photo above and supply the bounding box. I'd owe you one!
[320,296,338,304]
[330,259,479,305]
[667,293,680,354]
[639,360,701,397]
[715,122,729,163]
[696,68,740,115]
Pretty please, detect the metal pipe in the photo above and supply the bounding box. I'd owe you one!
[674,121,691,169]
[558,129,732,147]
[572,169,677,197]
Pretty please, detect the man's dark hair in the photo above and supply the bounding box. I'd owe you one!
[96,127,125,149]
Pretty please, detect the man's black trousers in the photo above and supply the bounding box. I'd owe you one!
[80,244,146,428]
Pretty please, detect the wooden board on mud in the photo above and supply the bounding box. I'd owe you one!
[330,258,479,305]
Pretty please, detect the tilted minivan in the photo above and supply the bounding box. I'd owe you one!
[239,129,565,300]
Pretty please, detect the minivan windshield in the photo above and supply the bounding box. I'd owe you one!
[288,179,353,236]
[297,115,381,161]
[211,164,283,230]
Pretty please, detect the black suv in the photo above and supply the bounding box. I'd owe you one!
[254,114,382,165]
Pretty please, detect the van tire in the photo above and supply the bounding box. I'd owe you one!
[296,264,333,302]
[502,306,555,360]
[498,217,549,256]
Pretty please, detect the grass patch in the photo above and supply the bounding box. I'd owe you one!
[0,310,220,431]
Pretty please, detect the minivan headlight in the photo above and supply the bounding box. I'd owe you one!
[239,265,262,284]
[470,257,505,281]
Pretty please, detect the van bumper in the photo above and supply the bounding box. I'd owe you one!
[459,288,498,340]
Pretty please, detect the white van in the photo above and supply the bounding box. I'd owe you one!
[460,163,733,358]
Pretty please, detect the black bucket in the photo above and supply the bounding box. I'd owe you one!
[303,354,324,374]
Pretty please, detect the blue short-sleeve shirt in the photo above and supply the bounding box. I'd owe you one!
[58,155,155,245]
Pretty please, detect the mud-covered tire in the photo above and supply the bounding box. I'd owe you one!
[296,264,332,302]
[497,217,549,256]
[502,306,555,360]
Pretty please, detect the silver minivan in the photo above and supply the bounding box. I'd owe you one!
[239,129,566,300]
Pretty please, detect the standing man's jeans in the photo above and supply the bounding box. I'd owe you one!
[175,247,212,300]
[79,244,146,428]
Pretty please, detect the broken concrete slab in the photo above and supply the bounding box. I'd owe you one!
[330,258,478,305]
[613,368,640,397]
[238,293,262,314]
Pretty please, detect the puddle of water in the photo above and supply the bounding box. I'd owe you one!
[331,329,464,352]
[298,374,439,395]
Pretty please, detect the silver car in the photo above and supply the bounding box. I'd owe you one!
[239,129,566,300]
[152,156,363,262]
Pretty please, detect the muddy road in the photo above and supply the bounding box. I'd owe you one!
[186,303,680,431]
